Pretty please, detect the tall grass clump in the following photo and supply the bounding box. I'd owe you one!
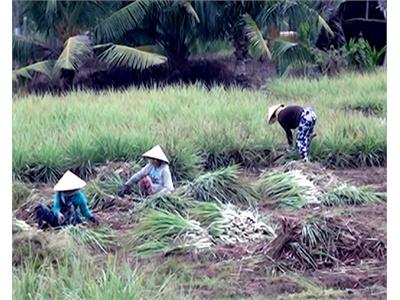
[13,256,189,300]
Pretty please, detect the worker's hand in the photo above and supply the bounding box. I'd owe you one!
[118,184,131,197]
[57,213,65,224]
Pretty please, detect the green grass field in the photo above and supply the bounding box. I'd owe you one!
[12,70,387,299]
[13,69,386,184]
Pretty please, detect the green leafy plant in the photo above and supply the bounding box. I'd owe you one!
[343,38,385,71]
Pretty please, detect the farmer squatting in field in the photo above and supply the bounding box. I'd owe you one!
[35,171,99,228]
[118,145,175,197]
[268,104,317,162]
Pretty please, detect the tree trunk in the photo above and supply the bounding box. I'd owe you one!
[232,24,250,86]
[232,24,250,62]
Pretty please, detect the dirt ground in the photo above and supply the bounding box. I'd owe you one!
[13,166,387,299]
[331,167,387,192]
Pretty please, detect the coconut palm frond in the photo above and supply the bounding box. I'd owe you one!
[377,0,387,19]
[98,44,167,70]
[13,35,51,66]
[179,0,200,23]
[45,0,58,15]
[272,39,304,59]
[243,13,271,60]
[272,38,313,75]
[12,60,54,82]
[54,35,92,74]
[317,14,334,37]
[94,0,161,43]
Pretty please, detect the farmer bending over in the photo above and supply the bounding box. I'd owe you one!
[118,145,174,197]
[268,104,317,162]
[35,171,99,228]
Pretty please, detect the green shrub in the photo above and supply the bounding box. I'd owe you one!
[343,38,386,71]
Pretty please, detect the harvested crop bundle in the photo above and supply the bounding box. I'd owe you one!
[256,170,320,208]
[183,165,257,206]
[276,161,340,191]
[131,209,212,256]
[12,221,88,268]
[12,218,32,234]
[85,174,124,209]
[257,215,386,271]
[63,225,117,253]
[211,204,277,244]
[12,181,35,210]
[190,202,276,243]
[189,201,222,227]
[142,188,195,214]
[320,185,386,206]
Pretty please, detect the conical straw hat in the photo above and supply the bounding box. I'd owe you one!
[142,145,169,163]
[54,170,86,192]
[267,104,284,124]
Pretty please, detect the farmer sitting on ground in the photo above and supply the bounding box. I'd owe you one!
[118,145,174,197]
[35,171,99,228]
[267,104,317,162]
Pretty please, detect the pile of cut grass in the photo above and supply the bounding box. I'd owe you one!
[320,185,386,206]
[131,209,212,256]
[255,170,320,209]
[183,165,257,206]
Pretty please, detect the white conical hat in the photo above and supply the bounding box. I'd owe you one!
[54,170,86,192]
[142,145,169,163]
[267,104,284,124]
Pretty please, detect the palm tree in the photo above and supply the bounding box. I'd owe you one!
[13,0,210,88]
[193,1,336,79]
[12,1,170,88]
[237,0,342,76]
[13,0,341,89]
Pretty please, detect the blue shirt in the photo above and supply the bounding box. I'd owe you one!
[149,167,161,184]
[52,191,93,220]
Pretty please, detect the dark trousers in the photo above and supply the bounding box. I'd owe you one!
[35,202,82,229]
